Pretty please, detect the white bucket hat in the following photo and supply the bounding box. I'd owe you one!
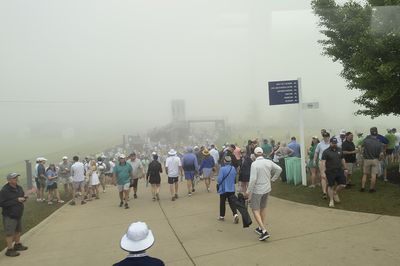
[120,222,154,252]
[168,149,177,156]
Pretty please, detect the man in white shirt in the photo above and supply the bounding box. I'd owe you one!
[70,156,86,206]
[245,147,282,241]
[314,131,331,199]
[209,145,220,180]
[165,149,183,201]
[127,153,144,199]
[394,128,400,162]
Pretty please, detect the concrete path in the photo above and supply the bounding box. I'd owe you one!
[1,178,400,266]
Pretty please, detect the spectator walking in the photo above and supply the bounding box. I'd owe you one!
[165,149,182,201]
[245,147,282,241]
[182,147,199,196]
[0,173,28,257]
[96,157,107,193]
[342,132,357,187]
[128,153,144,199]
[147,154,163,201]
[217,156,239,224]
[199,149,215,192]
[209,144,220,180]
[320,138,348,208]
[238,150,253,193]
[314,131,331,199]
[113,154,133,209]
[361,127,384,192]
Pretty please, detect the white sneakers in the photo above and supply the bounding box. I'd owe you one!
[333,193,340,203]
[233,214,239,224]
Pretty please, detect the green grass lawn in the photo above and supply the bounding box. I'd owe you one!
[271,164,400,216]
[0,138,119,251]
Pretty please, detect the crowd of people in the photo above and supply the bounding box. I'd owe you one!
[1,126,399,257]
[31,155,115,206]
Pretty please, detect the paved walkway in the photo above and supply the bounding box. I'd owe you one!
[1,178,400,266]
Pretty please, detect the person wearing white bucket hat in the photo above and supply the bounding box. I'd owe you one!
[113,221,164,266]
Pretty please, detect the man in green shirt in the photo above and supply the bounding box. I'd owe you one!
[261,139,272,159]
[385,129,396,164]
[113,154,133,209]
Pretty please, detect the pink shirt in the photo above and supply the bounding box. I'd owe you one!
[233,147,242,160]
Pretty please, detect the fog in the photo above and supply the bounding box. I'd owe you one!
[1,0,398,158]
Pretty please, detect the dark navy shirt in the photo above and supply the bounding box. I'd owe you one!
[321,146,344,173]
[341,140,356,163]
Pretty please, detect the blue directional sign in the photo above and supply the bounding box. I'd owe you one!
[268,80,299,105]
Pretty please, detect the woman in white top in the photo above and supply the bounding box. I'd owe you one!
[87,160,100,200]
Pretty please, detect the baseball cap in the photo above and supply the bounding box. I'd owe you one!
[370,127,378,136]
[119,154,126,159]
[254,147,263,154]
[224,156,232,162]
[62,156,68,160]
[330,137,338,144]
[6,173,20,180]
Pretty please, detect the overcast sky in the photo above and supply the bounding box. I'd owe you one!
[1,0,398,143]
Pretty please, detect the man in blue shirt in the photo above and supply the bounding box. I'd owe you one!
[182,147,199,196]
[288,137,301,158]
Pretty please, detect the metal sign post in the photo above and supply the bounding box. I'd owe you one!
[268,79,308,186]
[297,78,307,186]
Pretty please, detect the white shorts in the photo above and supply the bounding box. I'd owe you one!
[117,183,130,192]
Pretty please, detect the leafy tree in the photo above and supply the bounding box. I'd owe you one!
[311,0,400,117]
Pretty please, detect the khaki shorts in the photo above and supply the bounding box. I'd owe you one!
[37,178,46,189]
[73,181,85,191]
[363,159,379,175]
[3,216,22,236]
[250,193,269,210]
[117,183,130,192]
[346,163,355,174]
[59,176,72,185]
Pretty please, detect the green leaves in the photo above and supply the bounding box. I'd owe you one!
[312,0,400,118]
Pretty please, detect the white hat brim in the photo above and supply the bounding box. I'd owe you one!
[120,230,154,252]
